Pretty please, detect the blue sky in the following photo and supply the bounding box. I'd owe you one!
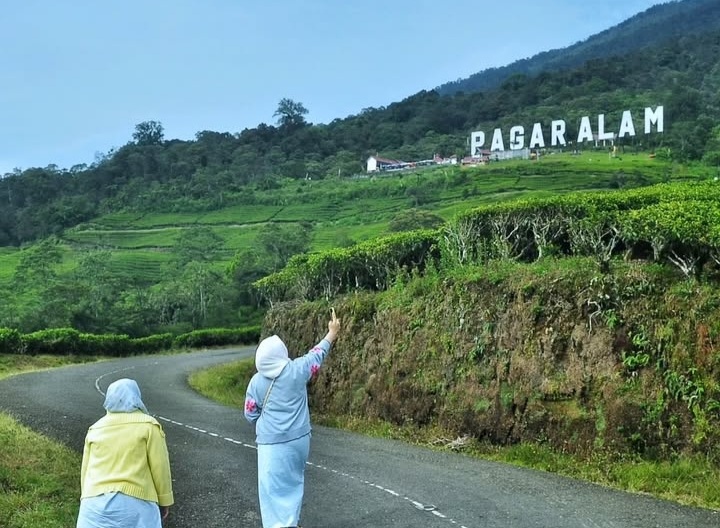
[0,0,663,174]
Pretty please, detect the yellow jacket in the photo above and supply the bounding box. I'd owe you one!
[80,411,174,506]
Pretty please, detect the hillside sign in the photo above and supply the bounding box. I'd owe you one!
[470,105,664,154]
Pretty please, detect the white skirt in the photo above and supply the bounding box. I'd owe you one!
[257,433,311,528]
[77,492,161,528]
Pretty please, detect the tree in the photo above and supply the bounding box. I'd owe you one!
[176,262,226,327]
[256,222,313,271]
[174,226,224,268]
[13,236,63,286]
[273,98,308,129]
[69,250,122,333]
[11,236,73,331]
[404,184,431,207]
[227,248,268,307]
[133,121,165,146]
[702,125,720,166]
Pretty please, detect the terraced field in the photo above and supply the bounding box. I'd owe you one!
[3,152,690,288]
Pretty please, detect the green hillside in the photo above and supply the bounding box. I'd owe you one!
[0,151,705,336]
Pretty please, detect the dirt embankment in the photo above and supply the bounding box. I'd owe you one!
[264,262,720,460]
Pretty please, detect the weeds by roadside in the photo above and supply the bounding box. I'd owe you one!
[0,413,80,528]
[0,354,100,527]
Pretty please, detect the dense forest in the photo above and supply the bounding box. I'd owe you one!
[1,0,720,248]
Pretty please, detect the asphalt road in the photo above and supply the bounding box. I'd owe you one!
[1,348,718,528]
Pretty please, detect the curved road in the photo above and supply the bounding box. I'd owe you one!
[1,348,718,528]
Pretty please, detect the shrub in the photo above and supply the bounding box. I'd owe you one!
[76,333,132,357]
[21,328,133,356]
[22,328,83,356]
[130,333,174,354]
[174,326,261,349]
[0,328,22,354]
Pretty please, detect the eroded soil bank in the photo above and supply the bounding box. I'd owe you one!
[264,259,720,461]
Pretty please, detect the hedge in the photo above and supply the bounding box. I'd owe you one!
[0,326,260,356]
[174,326,261,348]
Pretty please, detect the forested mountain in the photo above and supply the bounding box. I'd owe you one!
[1,0,720,247]
[436,0,720,95]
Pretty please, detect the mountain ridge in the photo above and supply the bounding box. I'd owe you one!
[436,0,720,95]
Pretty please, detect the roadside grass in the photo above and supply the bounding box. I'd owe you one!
[478,442,720,510]
[0,355,103,528]
[187,358,256,409]
[0,414,81,528]
[0,354,102,381]
[191,358,720,512]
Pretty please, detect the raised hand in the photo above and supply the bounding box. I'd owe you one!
[327,307,341,342]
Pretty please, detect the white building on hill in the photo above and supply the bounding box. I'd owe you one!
[366,155,406,173]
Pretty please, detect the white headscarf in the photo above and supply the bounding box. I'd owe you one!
[255,335,290,379]
[103,378,149,414]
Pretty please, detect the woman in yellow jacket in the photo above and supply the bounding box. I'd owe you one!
[76,378,174,528]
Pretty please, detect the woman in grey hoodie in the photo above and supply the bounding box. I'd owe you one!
[244,308,341,528]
